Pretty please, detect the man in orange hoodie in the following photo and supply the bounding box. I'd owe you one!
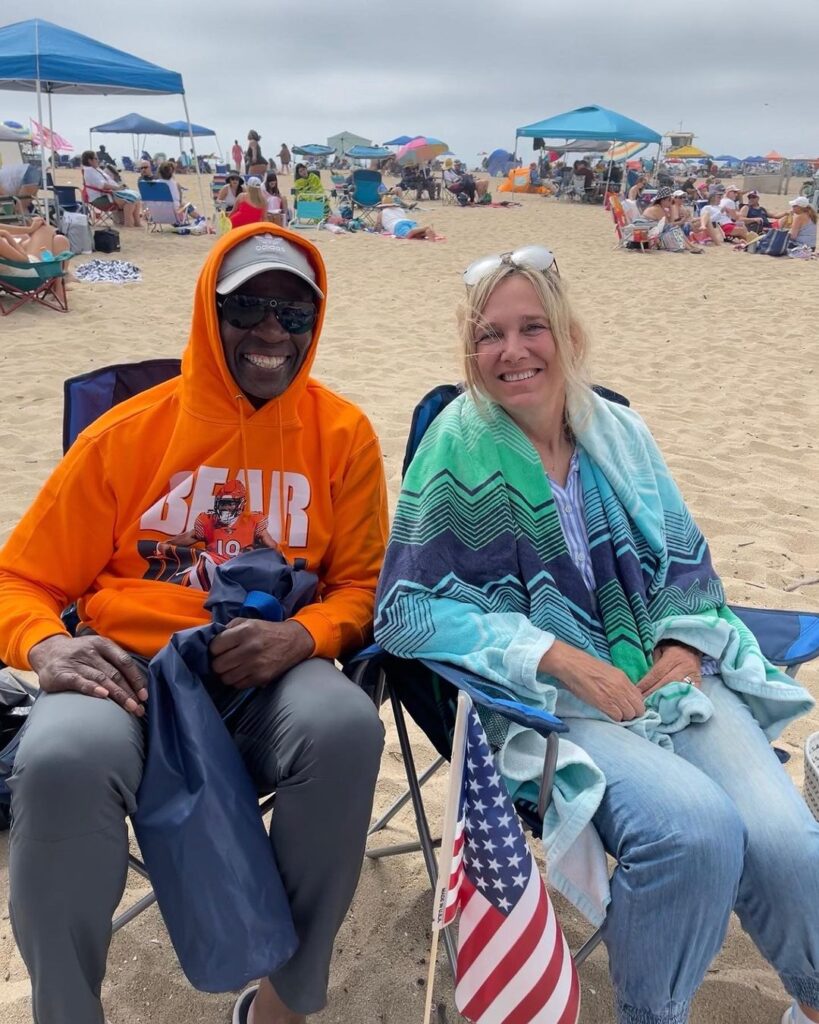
[0,224,388,1024]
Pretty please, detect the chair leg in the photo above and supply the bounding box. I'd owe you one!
[572,926,604,966]
[368,754,445,835]
[112,853,156,933]
[373,683,457,972]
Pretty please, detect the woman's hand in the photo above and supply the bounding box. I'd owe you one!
[539,640,645,722]
[638,642,702,697]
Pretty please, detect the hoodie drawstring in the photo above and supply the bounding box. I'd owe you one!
[235,394,287,553]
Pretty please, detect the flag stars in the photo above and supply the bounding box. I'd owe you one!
[488,772,501,787]
[497,813,512,828]
[498,896,512,911]
[502,834,516,848]
[487,858,501,872]
[507,852,523,869]
[482,838,497,853]
[472,799,487,814]
[477,818,491,834]
[469,778,482,794]
[492,878,507,892]
[492,793,506,808]
[512,872,527,888]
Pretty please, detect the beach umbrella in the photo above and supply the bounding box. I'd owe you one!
[713,154,740,163]
[345,144,391,160]
[292,144,335,157]
[383,134,413,146]
[605,141,648,162]
[764,150,784,161]
[396,136,448,166]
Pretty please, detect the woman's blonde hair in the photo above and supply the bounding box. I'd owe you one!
[458,262,593,429]
[245,184,267,209]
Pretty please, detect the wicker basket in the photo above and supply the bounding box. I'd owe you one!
[805,732,819,821]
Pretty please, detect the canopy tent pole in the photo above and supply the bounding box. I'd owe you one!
[46,86,56,182]
[33,21,47,211]
[181,93,208,213]
[603,139,615,199]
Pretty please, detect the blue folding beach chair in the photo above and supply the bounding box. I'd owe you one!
[362,382,819,974]
[138,179,182,232]
[350,169,383,225]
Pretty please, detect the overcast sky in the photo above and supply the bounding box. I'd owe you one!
[5,2,819,165]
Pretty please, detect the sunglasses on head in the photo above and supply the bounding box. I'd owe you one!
[217,294,317,334]
[463,245,559,287]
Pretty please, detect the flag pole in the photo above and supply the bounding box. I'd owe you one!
[421,929,442,1024]
[422,691,471,1024]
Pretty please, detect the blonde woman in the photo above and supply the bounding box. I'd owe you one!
[788,196,817,249]
[228,176,270,228]
[375,246,819,1024]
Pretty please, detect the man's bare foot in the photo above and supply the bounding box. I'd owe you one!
[246,978,306,1024]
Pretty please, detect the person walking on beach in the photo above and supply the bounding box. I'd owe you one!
[246,130,267,177]
[279,143,292,174]
[0,224,388,1024]
[232,139,243,172]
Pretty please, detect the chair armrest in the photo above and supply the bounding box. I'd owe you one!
[729,604,819,669]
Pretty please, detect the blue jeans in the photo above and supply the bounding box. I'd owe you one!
[564,676,819,1024]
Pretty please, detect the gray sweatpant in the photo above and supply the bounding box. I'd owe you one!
[8,657,384,1024]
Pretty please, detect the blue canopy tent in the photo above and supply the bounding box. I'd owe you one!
[515,105,662,194]
[164,120,220,162]
[383,135,414,146]
[0,19,206,204]
[714,154,740,164]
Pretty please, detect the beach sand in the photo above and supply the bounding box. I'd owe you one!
[0,172,817,1023]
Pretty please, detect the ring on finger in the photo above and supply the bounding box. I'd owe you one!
[682,675,694,684]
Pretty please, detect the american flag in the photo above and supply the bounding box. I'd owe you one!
[433,694,580,1024]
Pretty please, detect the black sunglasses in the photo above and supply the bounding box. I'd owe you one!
[218,294,317,334]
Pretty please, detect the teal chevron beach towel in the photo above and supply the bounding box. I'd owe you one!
[375,391,812,921]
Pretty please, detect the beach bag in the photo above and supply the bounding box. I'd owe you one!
[756,228,790,257]
[660,226,687,252]
[0,671,38,831]
[93,228,120,253]
[133,548,318,992]
[59,210,93,254]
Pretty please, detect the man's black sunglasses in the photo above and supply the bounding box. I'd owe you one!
[217,294,317,334]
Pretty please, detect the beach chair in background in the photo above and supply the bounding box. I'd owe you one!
[358,381,819,973]
[610,195,664,252]
[80,183,118,228]
[0,252,72,316]
[0,197,19,224]
[349,169,382,225]
[121,156,135,173]
[289,193,325,230]
[137,179,181,232]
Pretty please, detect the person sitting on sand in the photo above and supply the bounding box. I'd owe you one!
[698,188,753,244]
[739,190,781,232]
[640,187,704,252]
[0,161,42,215]
[0,216,70,263]
[374,244,819,1024]
[263,171,289,227]
[229,177,270,228]
[0,224,387,1024]
[670,189,694,227]
[293,163,330,217]
[81,150,142,228]
[376,203,439,240]
[787,196,817,249]
[217,171,245,212]
[717,186,754,239]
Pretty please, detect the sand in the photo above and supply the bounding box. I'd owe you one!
[0,170,817,1024]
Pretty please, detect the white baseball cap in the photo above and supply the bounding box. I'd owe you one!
[246,176,262,187]
[790,196,810,208]
[216,234,324,298]
[672,189,686,197]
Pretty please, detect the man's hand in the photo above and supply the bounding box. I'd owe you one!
[638,642,702,698]
[539,640,645,722]
[28,634,148,716]
[209,619,315,689]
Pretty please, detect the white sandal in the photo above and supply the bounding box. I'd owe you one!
[232,984,259,1024]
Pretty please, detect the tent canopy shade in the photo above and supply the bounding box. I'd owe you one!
[383,135,413,146]
[326,130,370,152]
[0,122,30,141]
[292,144,335,157]
[516,105,661,144]
[90,112,182,135]
[164,120,215,137]
[0,19,184,94]
[547,140,610,155]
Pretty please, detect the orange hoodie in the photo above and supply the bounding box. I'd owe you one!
[0,224,388,668]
